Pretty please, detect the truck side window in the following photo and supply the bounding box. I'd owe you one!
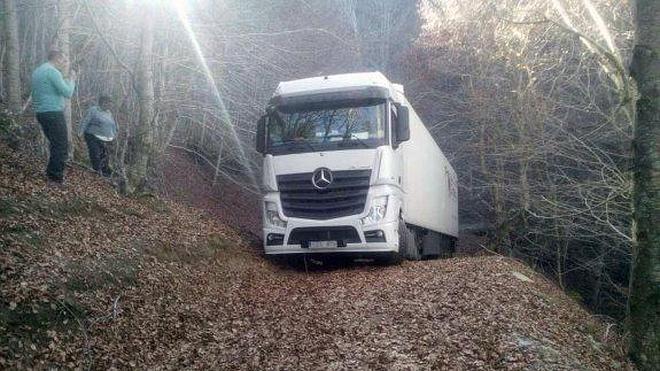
[391,106,398,147]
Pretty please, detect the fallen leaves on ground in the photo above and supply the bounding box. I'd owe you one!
[0,143,632,370]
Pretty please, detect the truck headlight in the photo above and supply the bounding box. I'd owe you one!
[265,201,287,228]
[361,196,388,225]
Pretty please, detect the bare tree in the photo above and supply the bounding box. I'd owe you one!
[3,0,22,113]
[51,0,74,159]
[413,0,634,315]
[127,4,155,192]
[628,0,659,368]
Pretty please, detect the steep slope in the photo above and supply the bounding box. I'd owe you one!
[0,143,631,369]
[161,148,261,237]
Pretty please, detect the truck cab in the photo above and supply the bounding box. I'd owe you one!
[255,72,458,260]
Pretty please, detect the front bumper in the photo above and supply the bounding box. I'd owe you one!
[263,185,402,255]
[264,220,399,255]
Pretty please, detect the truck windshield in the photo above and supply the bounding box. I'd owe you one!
[267,99,387,155]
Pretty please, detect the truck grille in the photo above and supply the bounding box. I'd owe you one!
[277,169,371,220]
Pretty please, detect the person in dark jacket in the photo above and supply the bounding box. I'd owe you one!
[31,50,76,185]
[78,96,117,177]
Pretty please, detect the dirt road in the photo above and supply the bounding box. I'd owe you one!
[0,144,629,370]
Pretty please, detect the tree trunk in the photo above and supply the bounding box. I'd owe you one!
[493,156,511,253]
[339,0,363,67]
[628,0,660,368]
[127,7,155,192]
[3,0,22,113]
[52,0,73,159]
[550,184,566,290]
[212,139,224,186]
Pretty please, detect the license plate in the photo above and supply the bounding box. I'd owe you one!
[309,240,338,249]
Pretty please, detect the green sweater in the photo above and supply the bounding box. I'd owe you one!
[31,62,75,113]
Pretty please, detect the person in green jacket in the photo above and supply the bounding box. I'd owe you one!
[31,50,76,185]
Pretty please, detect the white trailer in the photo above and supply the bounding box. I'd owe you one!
[255,72,458,260]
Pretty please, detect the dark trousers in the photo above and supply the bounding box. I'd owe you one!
[84,133,112,176]
[36,111,68,182]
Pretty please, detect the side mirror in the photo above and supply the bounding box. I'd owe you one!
[256,115,266,154]
[395,104,410,142]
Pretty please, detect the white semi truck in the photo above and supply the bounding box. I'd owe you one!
[255,72,458,260]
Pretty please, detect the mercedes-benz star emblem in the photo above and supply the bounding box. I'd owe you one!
[312,167,333,190]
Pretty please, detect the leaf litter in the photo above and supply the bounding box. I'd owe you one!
[0,143,632,370]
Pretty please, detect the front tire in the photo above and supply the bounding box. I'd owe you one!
[398,219,422,261]
[438,234,456,259]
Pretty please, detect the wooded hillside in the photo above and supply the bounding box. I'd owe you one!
[0,141,632,369]
[0,0,657,368]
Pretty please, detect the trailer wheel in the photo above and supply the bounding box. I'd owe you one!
[449,237,457,256]
[421,231,441,260]
[398,219,422,261]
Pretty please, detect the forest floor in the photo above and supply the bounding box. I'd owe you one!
[0,142,633,370]
[161,148,262,238]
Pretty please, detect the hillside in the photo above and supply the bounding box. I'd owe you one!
[0,143,631,370]
[161,148,262,238]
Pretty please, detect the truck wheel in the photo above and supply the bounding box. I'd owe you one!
[399,219,422,261]
[380,252,403,265]
[449,237,457,256]
[436,235,457,258]
[421,231,441,260]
